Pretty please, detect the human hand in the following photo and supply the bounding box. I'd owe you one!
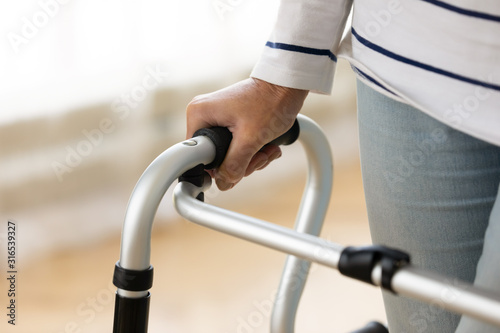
[186,77,308,190]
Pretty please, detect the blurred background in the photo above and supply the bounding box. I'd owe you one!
[0,1,385,332]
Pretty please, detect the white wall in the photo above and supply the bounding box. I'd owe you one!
[0,0,280,123]
[0,1,358,261]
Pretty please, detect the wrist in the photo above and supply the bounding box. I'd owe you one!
[251,77,309,101]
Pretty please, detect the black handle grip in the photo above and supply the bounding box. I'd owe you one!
[192,126,233,170]
[193,118,300,170]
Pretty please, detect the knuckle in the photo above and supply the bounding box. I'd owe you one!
[186,95,206,113]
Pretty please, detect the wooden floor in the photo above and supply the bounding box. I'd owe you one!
[2,160,386,333]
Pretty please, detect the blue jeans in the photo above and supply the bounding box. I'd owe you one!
[356,80,500,332]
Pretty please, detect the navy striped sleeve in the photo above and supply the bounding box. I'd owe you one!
[265,41,337,62]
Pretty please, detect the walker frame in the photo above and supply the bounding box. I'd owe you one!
[111,114,500,333]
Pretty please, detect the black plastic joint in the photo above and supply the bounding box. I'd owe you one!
[349,321,388,333]
[178,164,208,201]
[113,262,154,292]
[178,164,205,187]
[338,245,410,293]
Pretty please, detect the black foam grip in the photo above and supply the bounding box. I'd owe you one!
[193,118,300,169]
[193,127,232,170]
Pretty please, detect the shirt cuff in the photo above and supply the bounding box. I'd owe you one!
[250,46,336,94]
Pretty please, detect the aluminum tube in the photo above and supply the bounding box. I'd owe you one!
[271,115,334,333]
[371,265,500,327]
[117,136,216,297]
[176,183,500,328]
[173,182,344,268]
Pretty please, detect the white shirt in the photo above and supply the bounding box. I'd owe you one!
[251,0,500,147]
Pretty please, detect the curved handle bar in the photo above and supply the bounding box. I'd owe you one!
[112,115,331,333]
[115,117,304,296]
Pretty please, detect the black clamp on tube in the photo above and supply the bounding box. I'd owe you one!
[338,245,410,293]
[113,261,154,291]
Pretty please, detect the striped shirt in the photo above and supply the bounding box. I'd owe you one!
[251,0,500,146]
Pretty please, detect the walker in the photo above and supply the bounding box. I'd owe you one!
[111,114,500,332]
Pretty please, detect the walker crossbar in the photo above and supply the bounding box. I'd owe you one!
[174,181,500,328]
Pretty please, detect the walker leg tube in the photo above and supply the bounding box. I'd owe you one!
[271,114,334,333]
[272,256,312,332]
[113,293,151,333]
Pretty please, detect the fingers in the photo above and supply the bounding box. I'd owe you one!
[245,145,282,176]
[185,94,216,140]
[214,144,282,191]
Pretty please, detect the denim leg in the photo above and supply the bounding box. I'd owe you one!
[455,184,500,332]
[356,80,500,332]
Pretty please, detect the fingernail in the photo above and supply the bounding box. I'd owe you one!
[216,178,234,191]
[255,151,282,171]
[254,159,268,171]
[269,151,282,161]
